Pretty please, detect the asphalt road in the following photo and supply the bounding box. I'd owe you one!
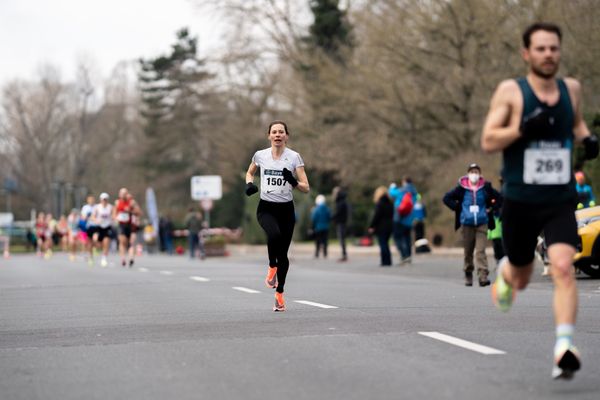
[1,248,599,400]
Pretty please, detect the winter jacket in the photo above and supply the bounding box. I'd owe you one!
[311,204,331,233]
[412,198,426,222]
[576,183,596,208]
[370,195,394,235]
[443,176,501,230]
[389,183,418,227]
[332,190,349,225]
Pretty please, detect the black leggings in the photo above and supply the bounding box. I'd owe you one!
[257,200,295,293]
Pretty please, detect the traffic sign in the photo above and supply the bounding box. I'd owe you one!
[191,175,222,200]
[0,213,14,227]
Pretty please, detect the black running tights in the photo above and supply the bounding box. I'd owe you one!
[257,200,295,293]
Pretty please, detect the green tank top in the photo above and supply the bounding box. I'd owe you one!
[501,77,576,204]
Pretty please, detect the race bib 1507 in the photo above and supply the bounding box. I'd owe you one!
[523,148,570,185]
[262,169,290,195]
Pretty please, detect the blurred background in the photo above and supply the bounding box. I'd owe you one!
[1,0,599,246]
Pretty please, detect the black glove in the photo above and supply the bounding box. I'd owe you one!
[282,168,298,187]
[583,135,599,160]
[245,182,258,196]
[521,106,555,139]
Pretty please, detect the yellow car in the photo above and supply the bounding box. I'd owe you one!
[573,205,600,278]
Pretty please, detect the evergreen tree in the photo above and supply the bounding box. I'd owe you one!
[138,28,217,208]
[306,0,353,62]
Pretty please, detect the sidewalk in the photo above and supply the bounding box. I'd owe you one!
[227,242,494,258]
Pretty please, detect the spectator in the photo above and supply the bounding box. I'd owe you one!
[575,171,596,209]
[412,193,431,253]
[389,177,418,264]
[332,186,350,262]
[162,216,175,255]
[368,186,394,266]
[158,217,167,252]
[311,194,331,258]
[443,163,501,287]
[184,208,203,259]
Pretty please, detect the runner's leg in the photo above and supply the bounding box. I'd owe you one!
[274,204,295,294]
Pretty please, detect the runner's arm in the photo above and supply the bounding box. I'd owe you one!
[132,201,143,217]
[481,80,521,153]
[294,166,310,193]
[565,78,592,143]
[245,162,258,184]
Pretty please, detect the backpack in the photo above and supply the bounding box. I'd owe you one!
[397,192,414,217]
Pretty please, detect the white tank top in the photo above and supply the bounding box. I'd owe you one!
[93,203,113,228]
[252,147,304,203]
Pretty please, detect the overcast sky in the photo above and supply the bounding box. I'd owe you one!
[0,0,221,85]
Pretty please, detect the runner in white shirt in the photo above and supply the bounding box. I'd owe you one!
[92,193,114,267]
[245,120,310,311]
[80,195,97,266]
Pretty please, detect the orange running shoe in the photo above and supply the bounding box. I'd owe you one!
[273,292,285,312]
[265,266,277,288]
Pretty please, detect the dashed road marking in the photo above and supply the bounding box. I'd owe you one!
[190,276,210,282]
[232,286,261,294]
[418,331,506,355]
[294,300,339,309]
[159,270,174,276]
[138,268,149,273]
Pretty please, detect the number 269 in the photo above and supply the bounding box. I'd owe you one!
[535,159,563,173]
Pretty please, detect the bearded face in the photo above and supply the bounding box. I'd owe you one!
[523,30,561,79]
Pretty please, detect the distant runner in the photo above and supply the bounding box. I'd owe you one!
[93,193,114,267]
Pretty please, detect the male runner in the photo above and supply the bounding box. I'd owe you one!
[93,193,114,267]
[80,195,98,266]
[114,188,138,267]
[481,22,598,379]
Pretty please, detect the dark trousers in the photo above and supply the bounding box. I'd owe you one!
[188,233,199,258]
[257,200,295,293]
[164,235,174,255]
[393,222,412,260]
[337,223,347,258]
[414,221,425,241]
[377,231,392,266]
[315,230,329,258]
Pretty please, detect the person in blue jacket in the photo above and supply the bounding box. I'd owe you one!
[311,194,331,258]
[575,171,596,209]
[389,177,418,264]
[443,163,501,286]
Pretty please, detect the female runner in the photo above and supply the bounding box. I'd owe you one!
[245,121,310,311]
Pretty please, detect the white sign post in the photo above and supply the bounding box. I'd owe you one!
[191,176,222,200]
[191,176,222,227]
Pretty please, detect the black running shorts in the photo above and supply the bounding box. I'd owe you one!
[118,223,132,239]
[86,226,98,237]
[501,198,578,267]
[96,227,113,242]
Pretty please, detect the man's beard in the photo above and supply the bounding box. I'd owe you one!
[531,62,558,79]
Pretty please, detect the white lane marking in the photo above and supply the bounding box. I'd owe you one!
[418,332,506,355]
[138,268,149,273]
[159,270,174,276]
[190,276,210,282]
[232,286,261,294]
[294,300,339,309]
